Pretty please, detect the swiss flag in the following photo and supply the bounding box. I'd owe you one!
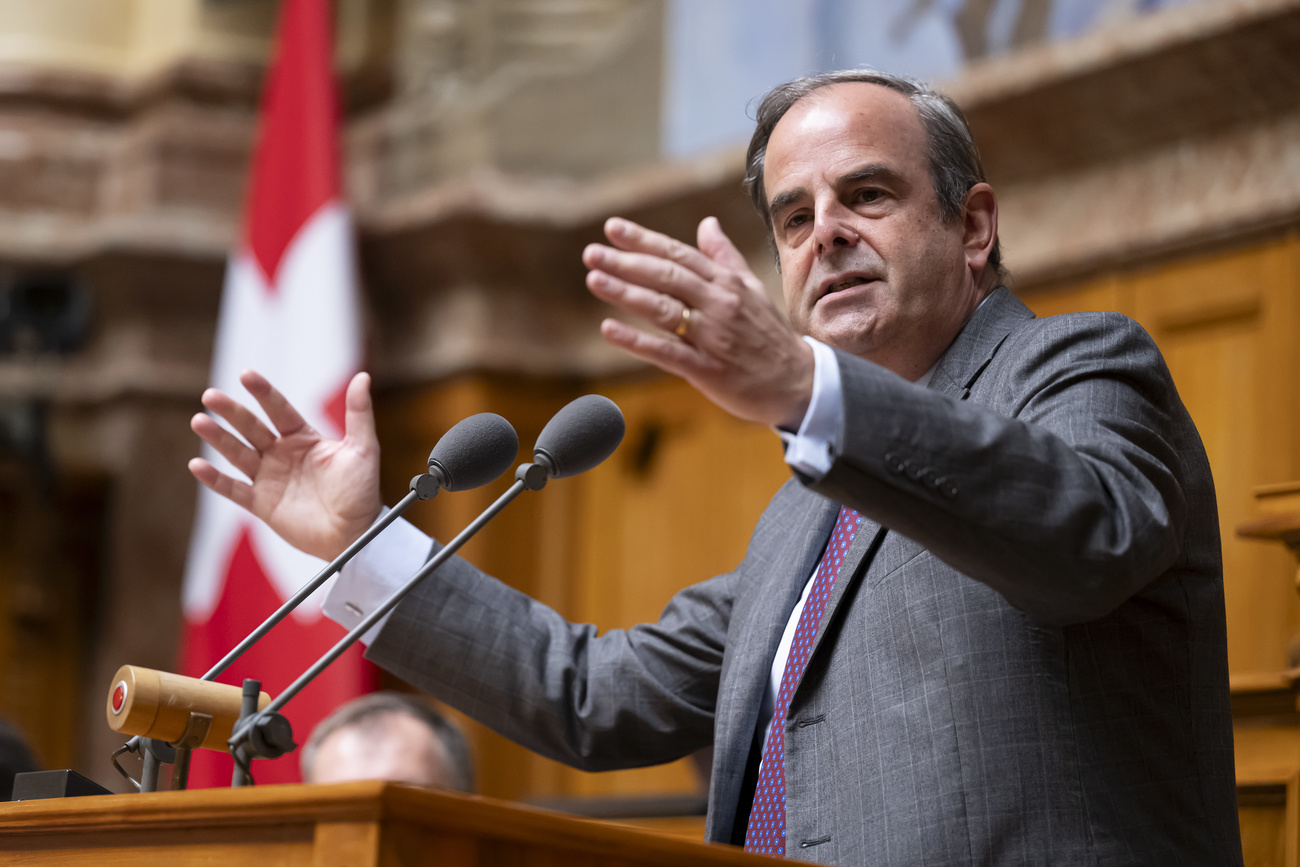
[179,0,378,787]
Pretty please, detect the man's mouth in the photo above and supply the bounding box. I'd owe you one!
[823,275,875,296]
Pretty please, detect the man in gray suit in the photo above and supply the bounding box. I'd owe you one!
[191,70,1241,863]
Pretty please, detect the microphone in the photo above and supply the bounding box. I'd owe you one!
[228,395,625,776]
[427,413,519,491]
[532,395,624,479]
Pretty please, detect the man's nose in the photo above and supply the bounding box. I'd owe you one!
[813,205,859,256]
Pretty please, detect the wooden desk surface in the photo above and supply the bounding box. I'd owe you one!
[0,781,772,866]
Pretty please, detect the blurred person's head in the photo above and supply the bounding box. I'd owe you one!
[0,718,40,800]
[301,692,474,792]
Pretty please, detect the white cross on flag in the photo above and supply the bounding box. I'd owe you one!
[179,0,377,787]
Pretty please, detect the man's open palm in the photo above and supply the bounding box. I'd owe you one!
[188,370,384,561]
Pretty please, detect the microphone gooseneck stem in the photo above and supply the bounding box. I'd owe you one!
[231,679,262,787]
[201,488,423,682]
[261,472,537,717]
[140,741,161,793]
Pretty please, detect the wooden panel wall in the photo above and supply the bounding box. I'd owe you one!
[1019,230,1300,675]
[0,470,104,774]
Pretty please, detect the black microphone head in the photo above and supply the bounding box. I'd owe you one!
[533,395,625,479]
[428,413,519,491]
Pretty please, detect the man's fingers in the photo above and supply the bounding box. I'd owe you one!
[583,243,714,310]
[200,387,278,452]
[192,413,262,480]
[240,370,312,439]
[343,372,378,450]
[587,270,693,335]
[188,457,255,510]
[601,217,720,281]
[697,216,751,273]
[599,318,716,378]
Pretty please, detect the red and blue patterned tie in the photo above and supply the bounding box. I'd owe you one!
[744,505,864,856]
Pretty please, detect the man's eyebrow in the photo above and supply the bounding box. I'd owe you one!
[767,188,806,221]
[840,163,903,186]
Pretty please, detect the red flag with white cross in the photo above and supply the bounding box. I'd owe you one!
[179,0,378,787]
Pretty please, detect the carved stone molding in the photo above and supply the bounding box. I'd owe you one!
[995,108,1300,286]
[948,0,1300,287]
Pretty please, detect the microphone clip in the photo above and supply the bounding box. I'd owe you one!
[516,462,550,491]
[409,472,442,500]
[228,679,296,787]
[229,710,296,762]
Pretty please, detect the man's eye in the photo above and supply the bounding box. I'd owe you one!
[855,188,882,204]
[785,213,810,230]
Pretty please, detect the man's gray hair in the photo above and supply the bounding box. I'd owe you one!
[744,69,1003,275]
[301,691,475,792]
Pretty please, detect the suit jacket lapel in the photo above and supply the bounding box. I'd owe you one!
[798,515,884,691]
[726,490,837,717]
[929,286,1030,400]
[709,485,837,841]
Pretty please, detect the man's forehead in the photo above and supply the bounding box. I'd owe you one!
[770,82,923,153]
[764,83,927,200]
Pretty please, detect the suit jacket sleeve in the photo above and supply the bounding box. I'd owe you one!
[364,527,737,771]
[808,310,1197,626]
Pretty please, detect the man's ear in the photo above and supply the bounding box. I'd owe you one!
[962,183,998,274]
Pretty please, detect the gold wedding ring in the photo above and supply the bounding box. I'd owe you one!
[674,306,693,338]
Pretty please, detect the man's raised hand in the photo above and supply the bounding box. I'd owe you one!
[584,216,814,429]
[188,370,384,561]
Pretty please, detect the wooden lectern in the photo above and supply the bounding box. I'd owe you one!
[0,781,773,866]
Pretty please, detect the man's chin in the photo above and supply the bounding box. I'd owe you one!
[808,316,880,357]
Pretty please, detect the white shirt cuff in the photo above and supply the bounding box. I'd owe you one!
[321,509,433,646]
[779,336,843,480]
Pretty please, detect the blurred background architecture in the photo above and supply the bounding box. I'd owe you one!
[1,0,1299,852]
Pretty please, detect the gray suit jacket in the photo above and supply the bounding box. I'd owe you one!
[368,288,1241,865]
